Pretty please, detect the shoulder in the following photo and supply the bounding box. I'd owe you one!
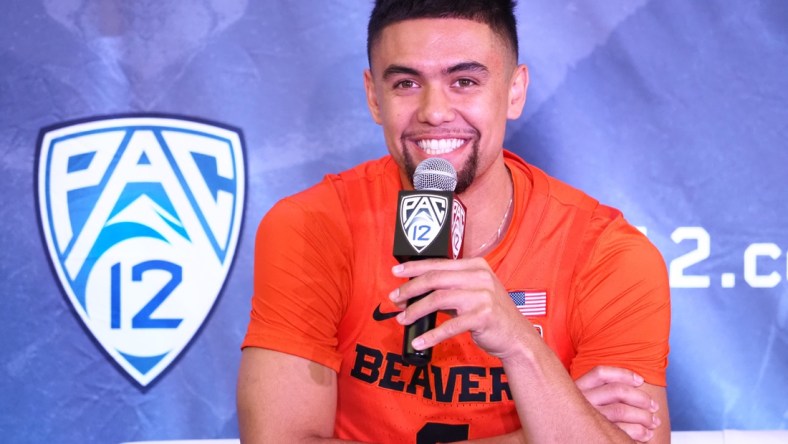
[505,151,622,236]
[511,153,600,209]
[504,150,664,278]
[581,215,667,284]
[505,151,603,221]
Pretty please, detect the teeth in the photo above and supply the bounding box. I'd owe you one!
[416,138,465,155]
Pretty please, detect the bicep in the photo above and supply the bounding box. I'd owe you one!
[237,347,337,443]
[570,223,671,385]
[243,196,351,371]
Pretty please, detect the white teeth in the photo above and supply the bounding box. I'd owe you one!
[416,138,465,155]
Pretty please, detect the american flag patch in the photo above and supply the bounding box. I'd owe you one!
[508,290,548,317]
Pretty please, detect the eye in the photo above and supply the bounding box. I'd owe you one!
[394,79,418,89]
[454,78,477,88]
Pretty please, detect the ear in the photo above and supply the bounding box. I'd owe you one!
[506,64,529,120]
[364,69,383,124]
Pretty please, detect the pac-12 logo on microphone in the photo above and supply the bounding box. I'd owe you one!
[36,115,245,387]
[451,199,466,259]
[400,194,448,253]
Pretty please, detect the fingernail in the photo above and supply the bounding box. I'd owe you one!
[392,264,404,274]
[389,288,399,301]
[412,337,425,350]
[633,373,644,384]
[396,311,405,324]
[651,400,659,412]
[653,414,661,427]
[645,430,654,440]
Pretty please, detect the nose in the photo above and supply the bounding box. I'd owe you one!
[417,85,455,126]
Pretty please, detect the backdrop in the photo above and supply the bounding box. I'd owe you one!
[1,1,787,442]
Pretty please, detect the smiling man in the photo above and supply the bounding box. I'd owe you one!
[237,1,671,443]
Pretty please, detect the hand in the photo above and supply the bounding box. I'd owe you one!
[575,366,661,442]
[389,257,536,359]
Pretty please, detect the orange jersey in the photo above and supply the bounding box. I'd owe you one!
[242,151,670,443]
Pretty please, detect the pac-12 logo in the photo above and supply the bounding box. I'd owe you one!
[451,199,466,259]
[400,194,448,253]
[36,115,245,386]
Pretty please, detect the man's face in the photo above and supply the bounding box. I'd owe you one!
[364,18,527,193]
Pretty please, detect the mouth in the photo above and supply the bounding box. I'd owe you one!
[415,138,467,155]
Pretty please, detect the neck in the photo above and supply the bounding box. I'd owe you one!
[458,158,514,258]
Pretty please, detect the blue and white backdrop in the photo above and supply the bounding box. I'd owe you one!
[1,1,786,442]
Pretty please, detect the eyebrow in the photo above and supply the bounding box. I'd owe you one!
[446,61,489,75]
[381,61,490,80]
[382,65,421,80]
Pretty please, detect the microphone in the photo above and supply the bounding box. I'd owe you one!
[393,158,466,366]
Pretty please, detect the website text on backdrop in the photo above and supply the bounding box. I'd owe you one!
[237,1,671,442]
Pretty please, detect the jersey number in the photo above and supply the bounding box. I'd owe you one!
[417,422,469,444]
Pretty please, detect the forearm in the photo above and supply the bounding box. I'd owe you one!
[239,427,365,444]
[238,415,366,444]
[501,341,634,443]
[238,349,363,444]
[269,438,365,444]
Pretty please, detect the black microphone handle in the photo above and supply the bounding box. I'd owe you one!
[392,186,465,367]
[403,291,437,366]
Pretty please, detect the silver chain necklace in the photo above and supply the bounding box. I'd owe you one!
[469,193,514,257]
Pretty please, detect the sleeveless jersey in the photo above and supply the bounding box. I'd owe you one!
[242,151,670,443]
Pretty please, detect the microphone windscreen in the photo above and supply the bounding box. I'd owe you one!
[413,158,457,192]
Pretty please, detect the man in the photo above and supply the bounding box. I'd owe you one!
[237,1,671,442]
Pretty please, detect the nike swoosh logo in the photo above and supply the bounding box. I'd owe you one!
[372,303,402,321]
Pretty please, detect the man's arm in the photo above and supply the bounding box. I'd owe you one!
[237,348,362,444]
[237,346,667,444]
[237,349,665,444]
[463,367,670,444]
[576,366,669,443]
[391,257,668,443]
[499,330,642,443]
[503,359,671,443]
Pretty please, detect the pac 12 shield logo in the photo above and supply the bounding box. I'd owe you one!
[400,194,449,253]
[36,115,245,386]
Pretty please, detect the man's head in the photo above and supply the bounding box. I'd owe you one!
[364,1,527,194]
[367,0,519,68]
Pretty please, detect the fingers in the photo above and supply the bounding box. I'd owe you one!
[389,258,494,309]
[395,287,488,346]
[575,365,645,391]
[388,257,524,356]
[596,399,661,429]
[399,291,502,349]
[392,257,489,279]
[615,422,656,443]
[395,288,484,324]
[582,382,656,412]
[576,365,662,440]
[576,366,659,414]
[407,311,476,350]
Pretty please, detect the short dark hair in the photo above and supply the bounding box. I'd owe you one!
[367,0,519,65]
